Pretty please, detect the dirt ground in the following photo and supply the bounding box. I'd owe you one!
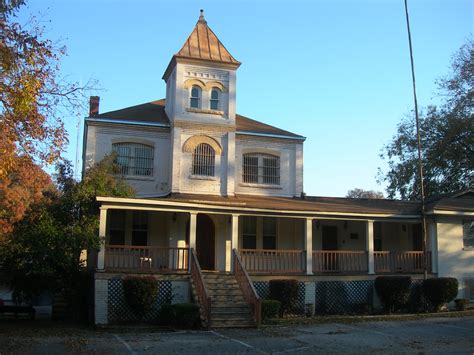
[0,316,473,354]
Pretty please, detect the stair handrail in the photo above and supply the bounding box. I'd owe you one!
[190,249,211,328]
[232,248,261,326]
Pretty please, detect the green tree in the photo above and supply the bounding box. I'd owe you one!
[346,188,384,199]
[379,41,473,200]
[0,155,134,303]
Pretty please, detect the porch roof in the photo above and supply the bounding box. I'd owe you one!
[98,193,424,220]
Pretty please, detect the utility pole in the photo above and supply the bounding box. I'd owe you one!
[404,0,428,279]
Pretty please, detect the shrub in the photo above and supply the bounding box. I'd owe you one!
[269,279,299,316]
[375,276,411,313]
[173,303,200,328]
[157,303,200,328]
[455,298,470,311]
[123,276,158,318]
[423,277,458,311]
[262,300,281,320]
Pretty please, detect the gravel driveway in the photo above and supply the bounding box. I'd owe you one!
[1,316,473,354]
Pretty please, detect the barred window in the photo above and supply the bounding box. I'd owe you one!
[113,143,154,177]
[190,86,201,108]
[242,154,280,185]
[210,88,220,110]
[192,143,215,177]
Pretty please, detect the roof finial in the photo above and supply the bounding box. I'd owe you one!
[198,9,206,23]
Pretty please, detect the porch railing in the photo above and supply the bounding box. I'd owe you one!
[190,249,211,328]
[233,249,261,326]
[312,251,368,274]
[105,245,188,272]
[374,251,431,273]
[240,249,306,274]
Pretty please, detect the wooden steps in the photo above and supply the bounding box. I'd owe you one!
[191,272,256,328]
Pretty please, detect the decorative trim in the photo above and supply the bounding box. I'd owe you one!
[86,117,170,128]
[183,78,228,92]
[237,130,306,141]
[186,107,224,116]
[182,135,223,155]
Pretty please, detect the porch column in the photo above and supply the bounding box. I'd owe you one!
[97,207,107,270]
[305,218,313,275]
[428,221,438,273]
[366,220,375,275]
[230,214,239,272]
[188,212,197,272]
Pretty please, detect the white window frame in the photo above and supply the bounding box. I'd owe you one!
[210,88,220,110]
[112,142,154,177]
[242,153,280,185]
[190,85,201,108]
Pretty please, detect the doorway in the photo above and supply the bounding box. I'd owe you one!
[195,214,215,270]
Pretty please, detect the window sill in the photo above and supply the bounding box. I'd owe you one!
[189,175,217,181]
[463,248,474,251]
[186,107,224,116]
[239,183,282,190]
[122,175,154,181]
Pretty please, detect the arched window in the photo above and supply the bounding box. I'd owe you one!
[113,142,154,177]
[210,88,220,110]
[242,153,280,185]
[192,143,215,177]
[190,86,201,108]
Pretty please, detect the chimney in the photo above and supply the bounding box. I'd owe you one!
[89,96,100,117]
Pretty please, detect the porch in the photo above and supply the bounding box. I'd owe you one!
[103,246,432,275]
[95,197,437,277]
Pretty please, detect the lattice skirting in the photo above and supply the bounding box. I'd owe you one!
[108,279,172,323]
[315,280,374,314]
[254,281,306,316]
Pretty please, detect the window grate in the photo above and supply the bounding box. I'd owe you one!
[192,143,215,177]
[113,143,154,177]
[242,154,280,185]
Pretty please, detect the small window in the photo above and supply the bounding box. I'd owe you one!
[113,143,154,177]
[132,211,148,246]
[242,216,257,249]
[192,143,215,177]
[242,153,280,185]
[109,210,126,245]
[263,218,276,249]
[463,220,474,249]
[190,86,201,108]
[210,88,220,110]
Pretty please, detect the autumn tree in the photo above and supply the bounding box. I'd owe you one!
[346,188,384,199]
[379,41,473,200]
[0,155,134,303]
[0,156,52,237]
[1,1,94,177]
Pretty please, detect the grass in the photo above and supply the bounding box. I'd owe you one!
[263,309,474,326]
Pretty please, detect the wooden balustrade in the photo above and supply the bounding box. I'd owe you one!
[240,249,306,274]
[190,249,211,328]
[312,251,368,273]
[374,251,431,273]
[105,245,188,272]
[233,249,261,326]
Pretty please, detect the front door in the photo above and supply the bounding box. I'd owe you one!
[196,214,215,270]
[322,226,338,271]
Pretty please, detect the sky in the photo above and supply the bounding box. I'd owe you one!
[16,0,473,197]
